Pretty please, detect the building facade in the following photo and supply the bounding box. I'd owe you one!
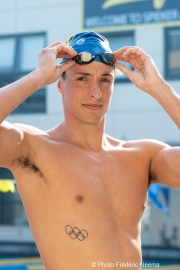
[0,0,180,261]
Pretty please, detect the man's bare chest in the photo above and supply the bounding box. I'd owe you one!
[13,143,149,218]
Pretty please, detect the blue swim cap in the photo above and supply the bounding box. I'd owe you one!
[60,31,113,65]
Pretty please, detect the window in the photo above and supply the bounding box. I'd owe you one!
[0,33,46,113]
[0,168,28,225]
[103,31,134,82]
[165,26,180,80]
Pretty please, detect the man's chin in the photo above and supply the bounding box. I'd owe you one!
[79,116,105,126]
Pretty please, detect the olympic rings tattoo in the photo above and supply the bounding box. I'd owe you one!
[65,225,88,241]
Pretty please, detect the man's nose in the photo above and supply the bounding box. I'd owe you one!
[88,82,102,99]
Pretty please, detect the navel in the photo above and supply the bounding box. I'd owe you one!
[75,195,84,203]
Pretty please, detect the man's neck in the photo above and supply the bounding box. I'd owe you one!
[55,117,108,152]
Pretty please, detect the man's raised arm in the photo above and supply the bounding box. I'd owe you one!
[113,46,180,188]
[113,46,180,129]
[0,42,76,123]
[0,42,76,167]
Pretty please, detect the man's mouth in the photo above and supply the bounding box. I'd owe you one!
[82,104,102,110]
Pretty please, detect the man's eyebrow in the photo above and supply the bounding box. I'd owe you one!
[75,72,113,77]
[75,72,92,76]
[101,73,114,77]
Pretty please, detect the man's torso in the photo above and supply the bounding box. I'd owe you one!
[9,125,156,270]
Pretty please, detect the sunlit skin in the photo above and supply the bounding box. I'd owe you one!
[58,62,114,126]
[0,41,180,270]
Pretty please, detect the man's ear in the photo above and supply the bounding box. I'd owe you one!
[57,77,64,94]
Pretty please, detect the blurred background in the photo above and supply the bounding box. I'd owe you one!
[0,0,180,269]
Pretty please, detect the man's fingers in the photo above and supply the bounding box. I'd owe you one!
[113,46,144,56]
[113,46,151,64]
[58,60,76,74]
[48,41,64,48]
[46,42,77,58]
[57,53,74,59]
[55,43,77,58]
[113,47,129,56]
[115,62,133,80]
[122,47,145,56]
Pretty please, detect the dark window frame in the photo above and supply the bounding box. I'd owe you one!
[164,26,180,81]
[0,32,47,114]
[101,30,135,83]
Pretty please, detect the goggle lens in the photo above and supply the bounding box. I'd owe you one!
[80,52,92,62]
[73,52,115,66]
[74,52,94,64]
[101,53,114,64]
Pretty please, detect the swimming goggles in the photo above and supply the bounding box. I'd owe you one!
[72,52,116,66]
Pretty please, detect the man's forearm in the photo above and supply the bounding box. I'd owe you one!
[0,69,45,124]
[151,79,180,129]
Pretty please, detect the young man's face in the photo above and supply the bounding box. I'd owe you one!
[58,61,115,125]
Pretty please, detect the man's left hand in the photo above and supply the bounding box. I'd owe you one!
[113,46,163,94]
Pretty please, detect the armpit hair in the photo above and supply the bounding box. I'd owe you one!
[14,156,43,177]
[148,171,157,186]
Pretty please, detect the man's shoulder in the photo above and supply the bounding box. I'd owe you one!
[12,123,52,149]
[123,138,169,148]
[13,123,48,136]
[12,123,54,143]
[106,135,170,152]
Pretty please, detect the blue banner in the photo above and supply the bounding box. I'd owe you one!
[148,184,170,215]
[82,0,180,29]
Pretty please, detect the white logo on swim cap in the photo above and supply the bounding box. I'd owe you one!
[76,38,85,45]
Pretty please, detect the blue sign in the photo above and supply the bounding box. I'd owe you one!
[148,184,170,215]
[82,0,180,29]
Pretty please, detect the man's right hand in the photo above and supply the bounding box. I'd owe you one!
[37,41,77,87]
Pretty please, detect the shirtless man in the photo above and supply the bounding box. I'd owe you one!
[0,31,180,270]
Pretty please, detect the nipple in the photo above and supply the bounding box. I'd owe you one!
[75,195,84,203]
